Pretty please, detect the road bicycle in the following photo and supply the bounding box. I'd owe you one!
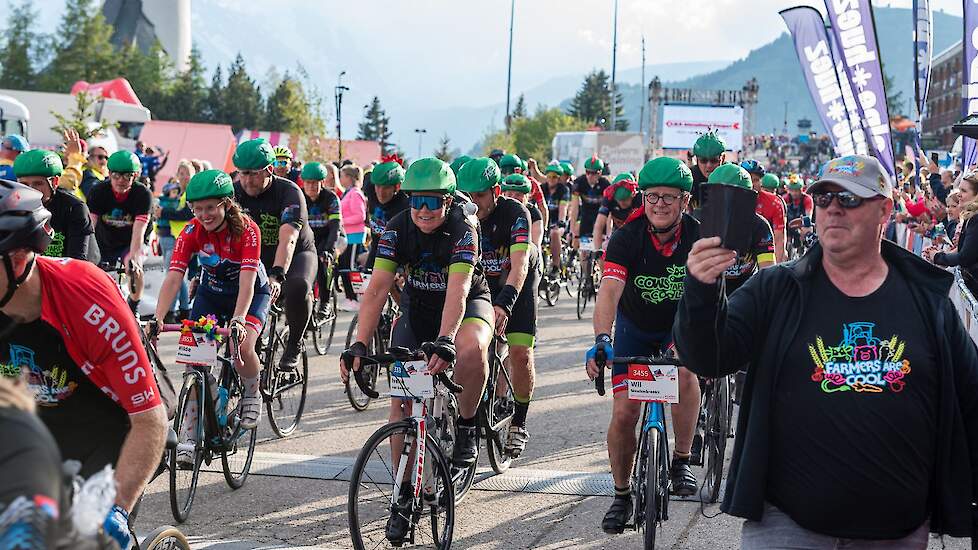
[576,236,601,320]
[594,352,681,549]
[343,285,399,412]
[308,254,339,355]
[259,302,309,437]
[690,375,734,504]
[345,347,465,549]
[480,335,516,474]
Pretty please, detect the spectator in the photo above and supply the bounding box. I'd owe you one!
[927,172,978,294]
[944,189,962,243]
[156,160,196,321]
[0,134,29,180]
[338,164,366,311]
[199,159,213,171]
[80,145,109,199]
[324,162,345,197]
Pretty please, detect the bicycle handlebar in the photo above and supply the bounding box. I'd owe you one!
[344,345,464,399]
[594,353,682,396]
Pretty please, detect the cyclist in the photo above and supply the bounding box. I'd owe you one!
[593,172,641,256]
[542,162,571,276]
[272,146,299,182]
[300,162,342,318]
[87,150,152,315]
[340,158,493,542]
[569,156,611,253]
[754,171,788,262]
[152,169,271,436]
[785,175,815,257]
[689,130,726,211]
[519,158,549,229]
[705,164,776,294]
[501,174,545,251]
[0,180,167,550]
[583,156,701,534]
[457,159,539,457]
[449,155,472,177]
[560,161,575,186]
[13,149,98,263]
[0,135,28,180]
[233,138,317,371]
[366,156,410,268]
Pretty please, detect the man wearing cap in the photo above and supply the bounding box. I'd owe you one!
[785,175,815,258]
[584,157,703,534]
[678,154,978,548]
[0,135,29,181]
[233,138,318,370]
[689,131,726,211]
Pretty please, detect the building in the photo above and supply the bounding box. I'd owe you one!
[922,40,962,149]
[102,0,191,72]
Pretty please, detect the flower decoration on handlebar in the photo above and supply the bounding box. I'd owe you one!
[180,314,224,341]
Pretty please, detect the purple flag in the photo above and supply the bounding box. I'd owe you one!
[963,0,978,168]
[913,0,933,121]
[823,0,896,177]
[827,24,869,155]
[780,7,858,157]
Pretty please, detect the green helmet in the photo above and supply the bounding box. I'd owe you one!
[612,172,634,185]
[372,160,406,186]
[760,173,780,190]
[107,151,141,173]
[456,157,501,193]
[544,162,563,175]
[13,150,63,178]
[637,157,693,192]
[401,157,456,194]
[706,163,753,190]
[560,162,574,177]
[693,131,726,158]
[449,155,472,176]
[499,154,522,170]
[786,173,803,190]
[584,156,604,172]
[500,173,531,194]
[234,138,275,170]
[300,162,328,181]
[186,170,235,202]
[519,158,528,172]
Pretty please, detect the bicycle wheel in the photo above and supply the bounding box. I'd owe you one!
[540,276,559,306]
[643,428,663,549]
[436,392,478,503]
[140,525,192,550]
[221,366,257,489]
[345,315,382,411]
[702,377,730,503]
[348,421,455,550]
[265,327,309,437]
[168,374,203,524]
[484,354,516,474]
[632,428,649,532]
[311,291,339,355]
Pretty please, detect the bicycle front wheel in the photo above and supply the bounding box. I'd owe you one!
[702,377,730,503]
[484,356,516,474]
[344,315,383,411]
[139,525,192,550]
[265,327,309,437]
[348,421,455,550]
[221,366,257,489]
[643,428,664,549]
[169,374,203,524]
[311,291,339,355]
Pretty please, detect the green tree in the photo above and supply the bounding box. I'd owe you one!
[264,72,325,139]
[118,41,171,114]
[434,133,453,162]
[50,91,112,140]
[204,65,225,123]
[567,69,627,131]
[40,0,119,91]
[512,94,527,120]
[358,96,394,155]
[222,54,263,132]
[882,64,905,117]
[512,107,590,161]
[0,1,45,90]
[160,46,208,121]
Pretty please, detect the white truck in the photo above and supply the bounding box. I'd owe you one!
[0,94,29,138]
[551,131,646,175]
[0,89,151,151]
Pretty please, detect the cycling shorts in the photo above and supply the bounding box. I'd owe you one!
[392,295,494,349]
[611,312,671,395]
[191,287,271,333]
[501,269,539,347]
[578,217,597,239]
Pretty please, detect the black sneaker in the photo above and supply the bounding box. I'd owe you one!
[386,485,413,545]
[601,494,633,534]
[452,425,479,467]
[669,457,697,497]
[278,342,301,371]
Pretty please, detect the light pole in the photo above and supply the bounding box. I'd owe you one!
[334,71,349,162]
[610,0,619,131]
[505,0,516,134]
[414,128,427,159]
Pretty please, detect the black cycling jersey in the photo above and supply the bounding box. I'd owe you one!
[526,202,542,224]
[44,188,97,262]
[572,175,610,235]
[304,188,341,253]
[87,181,152,253]
[478,197,536,294]
[234,176,316,269]
[542,183,571,226]
[599,194,643,230]
[722,213,775,295]
[367,191,410,238]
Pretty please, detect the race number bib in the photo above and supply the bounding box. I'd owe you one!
[626,363,679,403]
[389,360,434,399]
[350,271,372,295]
[176,331,219,367]
[580,236,594,252]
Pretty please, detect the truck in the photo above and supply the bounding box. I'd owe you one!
[0,89,151,151]
[552,131,646,175]
[0,95,29,138]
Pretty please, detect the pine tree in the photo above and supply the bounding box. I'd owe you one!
[222,54,263,132]
[118,41,172,114]
[50,91,112,140]
[265,73,315,133]
[434,134,453,162]
[0,1,44,90]
[204,65,225,123]
[162,46,208,122]
[40,0,119,91]
[567,69,628,131]
[512,94,527,119]
[358,96,394,155]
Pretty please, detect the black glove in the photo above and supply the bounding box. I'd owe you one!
[493,284,519,317]
[422,336,456,365]
[341,341,368,368]
[269,265,286,284]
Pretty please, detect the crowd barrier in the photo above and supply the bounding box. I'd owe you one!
[949,268,978,345]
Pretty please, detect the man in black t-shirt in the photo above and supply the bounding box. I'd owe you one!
[680,154,978,546]
[87,151,151,313]
[594,173,642,255]
[569,156,611,243]
[233,138,318,369]
[584,157,702,535]
[688,131,726,213]
[366,158,411,268]
[542,164,570,275]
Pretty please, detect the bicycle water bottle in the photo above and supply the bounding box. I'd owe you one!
[71,465,116,537]
[216,386,229,427]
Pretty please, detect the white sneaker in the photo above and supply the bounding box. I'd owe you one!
[239,394,262,430]
[339,298,360,312]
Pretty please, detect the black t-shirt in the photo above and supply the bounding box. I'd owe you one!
[304,188,341,252]
[572,175,611,229]
[542,183,571,224]
[87,182,152,252]
[234,176,316,268]
[374,204,491,317]
[478,197,536,294]
[599,194,643,230]
[722,213,775,295]
[603,213,699,332]
[2,320,129,477]
[526,202,542,224]
[44,189,96,262]
[367,191,410,238]
[767,266,937,539]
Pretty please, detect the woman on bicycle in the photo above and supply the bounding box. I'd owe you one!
[151,170,271,435]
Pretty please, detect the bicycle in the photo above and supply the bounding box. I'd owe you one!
[308,255,339,356]
[689,374,734,504]
[576,236,601,320]
[163,322,256,524]
[480,335,516,474]
[345,347,465,549]
[259,302,309,437]
[594,352,681,549]
[343,287,398,412]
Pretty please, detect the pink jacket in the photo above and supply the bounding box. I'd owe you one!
[340,187,367,235]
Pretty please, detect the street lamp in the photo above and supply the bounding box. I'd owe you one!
[335,71,349,162]
[414,128,427,159]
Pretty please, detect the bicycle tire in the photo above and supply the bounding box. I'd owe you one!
[168,373,203,524]
[702,377,729,503]
[437,392,478,503]
[484,350,515,474]
[344,314,383,411]
[348,421,455,550]
[221,364,257,489]
[264,327,309,437]
[541,277,559,306]
[633,427,649,532]
[643,428,661,549]
[139,525,192,550]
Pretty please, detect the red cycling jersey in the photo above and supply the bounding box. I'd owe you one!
[169,218,265,296]
[756,190,787,231]
[528,176,547,218]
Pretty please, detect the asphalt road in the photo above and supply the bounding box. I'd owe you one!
[136,292,970,550]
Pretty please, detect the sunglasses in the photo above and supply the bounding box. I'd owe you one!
[273,160,289,167]
[811,191,874,209]
[586,170,599,176]
[644,192,682,205]
[410,195,447,211]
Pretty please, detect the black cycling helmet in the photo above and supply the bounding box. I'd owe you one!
[0,180,53,307]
